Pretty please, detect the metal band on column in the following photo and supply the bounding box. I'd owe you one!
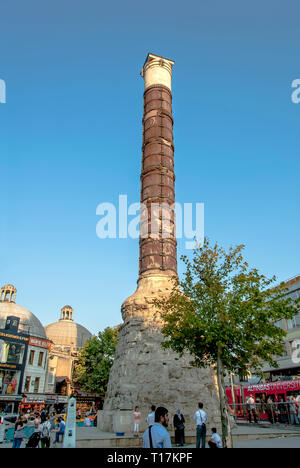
[139,54,177,279]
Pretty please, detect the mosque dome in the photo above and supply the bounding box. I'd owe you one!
[0,284,47,339]
[45,305,92,348]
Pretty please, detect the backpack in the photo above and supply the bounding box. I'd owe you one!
[41,422,50,439]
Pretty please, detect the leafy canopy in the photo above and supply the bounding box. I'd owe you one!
[73,326,119,394]
[155,238,300,374]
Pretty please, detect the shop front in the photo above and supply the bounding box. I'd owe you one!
[72,390,103,421]
[0,366,22,396]
[0,320,30,396]
[0,395,23,414]
[18,393,68,415]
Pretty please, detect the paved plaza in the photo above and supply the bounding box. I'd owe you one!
[1,423,300,448]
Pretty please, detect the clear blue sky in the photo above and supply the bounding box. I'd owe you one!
[0,0,299,334]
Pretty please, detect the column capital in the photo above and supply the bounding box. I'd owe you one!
[141,53,174,91]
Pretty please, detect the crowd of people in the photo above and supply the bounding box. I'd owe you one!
[134,403,222,449]
[11,408,66,448]
[11,394,300,448]
[245,393,300,425]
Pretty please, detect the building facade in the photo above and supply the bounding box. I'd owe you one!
[45,305,92,396]
[261,275,300,381]
[226,275,300,389]
[0,284,52,412]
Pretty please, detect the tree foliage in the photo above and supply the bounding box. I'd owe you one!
[154,238,300,446]
[73,326,119,394]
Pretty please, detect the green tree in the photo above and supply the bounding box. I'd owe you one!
[73,326,119,394]
[154,238,300,448]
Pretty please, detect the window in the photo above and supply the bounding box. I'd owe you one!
[275,320,284,329]
[0,342,25,365]
[7,343,25,364]
[49,372,55,385]
[34,377,40,393]
[29,350,35,365]
[289,340,300,356]
[38,352,44,367]
[24,376,31,392]
[287,315,300,329]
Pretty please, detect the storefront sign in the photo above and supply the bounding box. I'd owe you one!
[26,399,45,403]
[247,380,300,393]
[0,331,29,343]
[0,395,22,401]
[29,337,51,350]
[0,363,22,371]
[22,394,68,404]
[55,395,68,403]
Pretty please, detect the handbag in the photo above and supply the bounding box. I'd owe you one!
[177,423,184,431]
[14,428,26,439]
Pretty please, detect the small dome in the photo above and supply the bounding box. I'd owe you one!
[0,284,17,303]
[45,320,92,348]
[0,302,47,339]
[60,305,74,321]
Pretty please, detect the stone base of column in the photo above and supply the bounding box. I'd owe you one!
[100,290,221,433]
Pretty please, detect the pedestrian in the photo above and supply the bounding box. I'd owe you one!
[146,405,156,427]
[208,427,222,449]
[33,413,41,431]
[54,417,65,444]
[142,407,172,448]
[266,396,274,424]
[194,402,207,448]
[40,415,52,448]
[288,396,299,425]
[278,396,287,424]
[246,394,258,424]
[40,408,47,423]
[12,418,26,449]
[84,415,92,427]
[295,393,300,421]
[50,412,56,431]
[173,408,185,447]
[133,406,141,437]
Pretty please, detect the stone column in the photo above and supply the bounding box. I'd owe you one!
[122,55,179,324]
[139,54,177,279]
[100,54,220,435]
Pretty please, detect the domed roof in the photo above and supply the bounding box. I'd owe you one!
[0,301,47,339]
[45,320,92,348]
[45,305,92,348]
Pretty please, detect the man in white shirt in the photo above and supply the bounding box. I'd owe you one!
[146,405,156,426]
[39,415,52,448]
[208,427,222,449]
[193,402,207,448]
[143,407,172,448]
[296,394,300,418]
[246,394,258,423]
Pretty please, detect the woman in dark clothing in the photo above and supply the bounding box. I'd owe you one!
[173,409,185,446]
[12,418,25,449]
[278,396,288,424]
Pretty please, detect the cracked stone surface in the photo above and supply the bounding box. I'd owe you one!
[100,278,221,433]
